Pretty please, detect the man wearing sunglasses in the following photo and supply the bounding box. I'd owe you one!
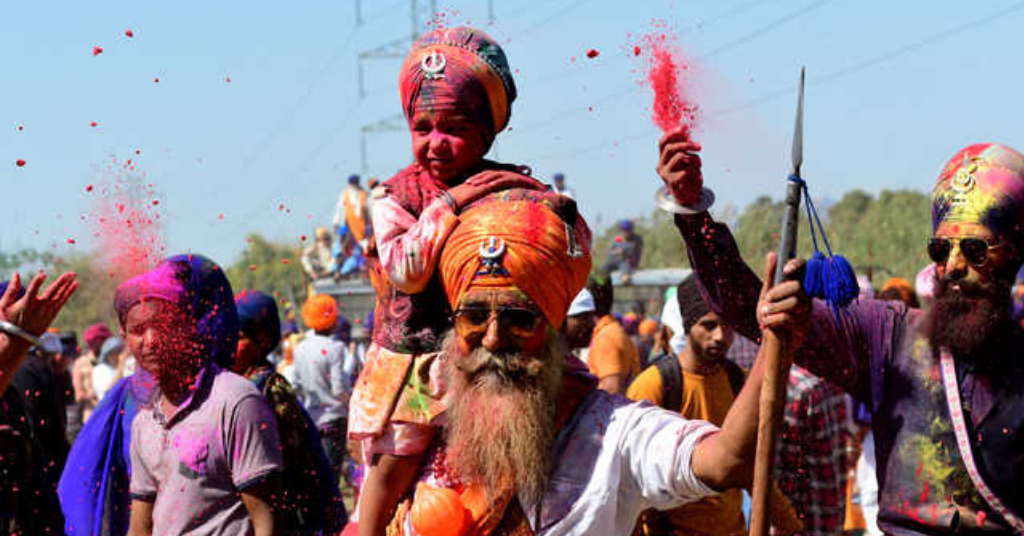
[658,134,1024,535]
[371,188,811,535]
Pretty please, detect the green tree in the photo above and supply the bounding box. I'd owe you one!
[827,189,931,284]
[225,234,306,303]
[51,253,120,331]
[591,210,689,273]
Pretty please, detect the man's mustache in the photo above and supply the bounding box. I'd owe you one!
[459,349,546,383]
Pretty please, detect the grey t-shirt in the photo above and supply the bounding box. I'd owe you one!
[292,332,350,427]
[130,366,283,536]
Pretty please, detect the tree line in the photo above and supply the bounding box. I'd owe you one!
[1,188,931,333]
[591,188,932,287]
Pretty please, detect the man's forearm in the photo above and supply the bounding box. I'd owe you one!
[127,499,154,536]
[0,334,31,396]
[674,212,762,342]
[692,343,773,490]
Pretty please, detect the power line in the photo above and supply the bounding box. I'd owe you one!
[215,101,362,237]
[512,0,600,38]
[524,0,775,87]
[241,30,358,170]
[532,0,1024,161]
[518,0,835,132]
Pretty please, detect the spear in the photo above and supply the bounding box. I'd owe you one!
[748,67,804,536]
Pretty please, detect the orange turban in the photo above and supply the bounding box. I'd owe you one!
[639,319,658,337]
[302,294,338,333]
[439,189,592,329]
[881,277,915,306]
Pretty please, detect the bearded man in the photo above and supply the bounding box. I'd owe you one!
[658,135,1024,535]
[373,189,809,536]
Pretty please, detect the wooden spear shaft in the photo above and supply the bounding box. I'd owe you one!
[749,67,804,536]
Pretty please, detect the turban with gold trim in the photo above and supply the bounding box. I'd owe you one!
[399,26,516,144]
[933,143,1024,246]
[439,189,592,329]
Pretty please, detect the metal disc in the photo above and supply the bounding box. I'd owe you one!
[655,186,715,215]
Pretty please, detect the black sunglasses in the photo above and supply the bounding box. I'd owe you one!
[453,306,544,340]
[926,237,1005,267]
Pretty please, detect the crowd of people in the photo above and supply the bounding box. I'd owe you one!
[1,22,1023,536]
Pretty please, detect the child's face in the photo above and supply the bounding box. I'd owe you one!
[410,108,488,183]
[124,299,200,392]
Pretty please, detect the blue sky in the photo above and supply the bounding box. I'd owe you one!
[3,0,1023,265]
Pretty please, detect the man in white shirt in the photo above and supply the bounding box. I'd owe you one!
[552,172,575,199]
[372,189,809,535]
[292,294,352,485]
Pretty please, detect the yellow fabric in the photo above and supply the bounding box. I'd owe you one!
[627,363,745,536]
[344,189,369,243]
[627,361,803,536]
[587,315,641,382]
[438,191,591,330]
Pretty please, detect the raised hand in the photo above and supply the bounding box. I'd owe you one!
[656,126,703,206]
[0,271,79,337]
[756,252,810,349]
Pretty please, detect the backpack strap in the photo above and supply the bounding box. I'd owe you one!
[651,352,684,414]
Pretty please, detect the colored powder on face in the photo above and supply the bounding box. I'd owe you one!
[87,157,167,281]
[635,25,699,136]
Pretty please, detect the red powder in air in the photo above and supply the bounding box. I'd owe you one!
[87,159,167,281]
[586,48,600,59]
[15,159,25,167]
[90,121,98,128]
[86,184,94,192]
[217,213,225,220]
[633,45,641,56]
[67,239,76,245]
[153,77,160,83]
[125,29,134,38]
[92,46,103,56]
[633,24,699,136]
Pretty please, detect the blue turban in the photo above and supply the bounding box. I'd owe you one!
[235,290,281,354]
[114,253,239,369]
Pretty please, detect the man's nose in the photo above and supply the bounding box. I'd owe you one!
[945,244,969,281]
[481,316,504,353]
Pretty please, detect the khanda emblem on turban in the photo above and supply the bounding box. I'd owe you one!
[477,236,509,276]
[951,154,981,194]
[421,50,447,80]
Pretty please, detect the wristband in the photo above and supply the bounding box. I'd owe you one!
[439,190,459,214]
[0,320,40,346]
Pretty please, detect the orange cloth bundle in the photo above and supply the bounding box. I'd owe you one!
[302,293,338,333]
[439,189,591,329]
